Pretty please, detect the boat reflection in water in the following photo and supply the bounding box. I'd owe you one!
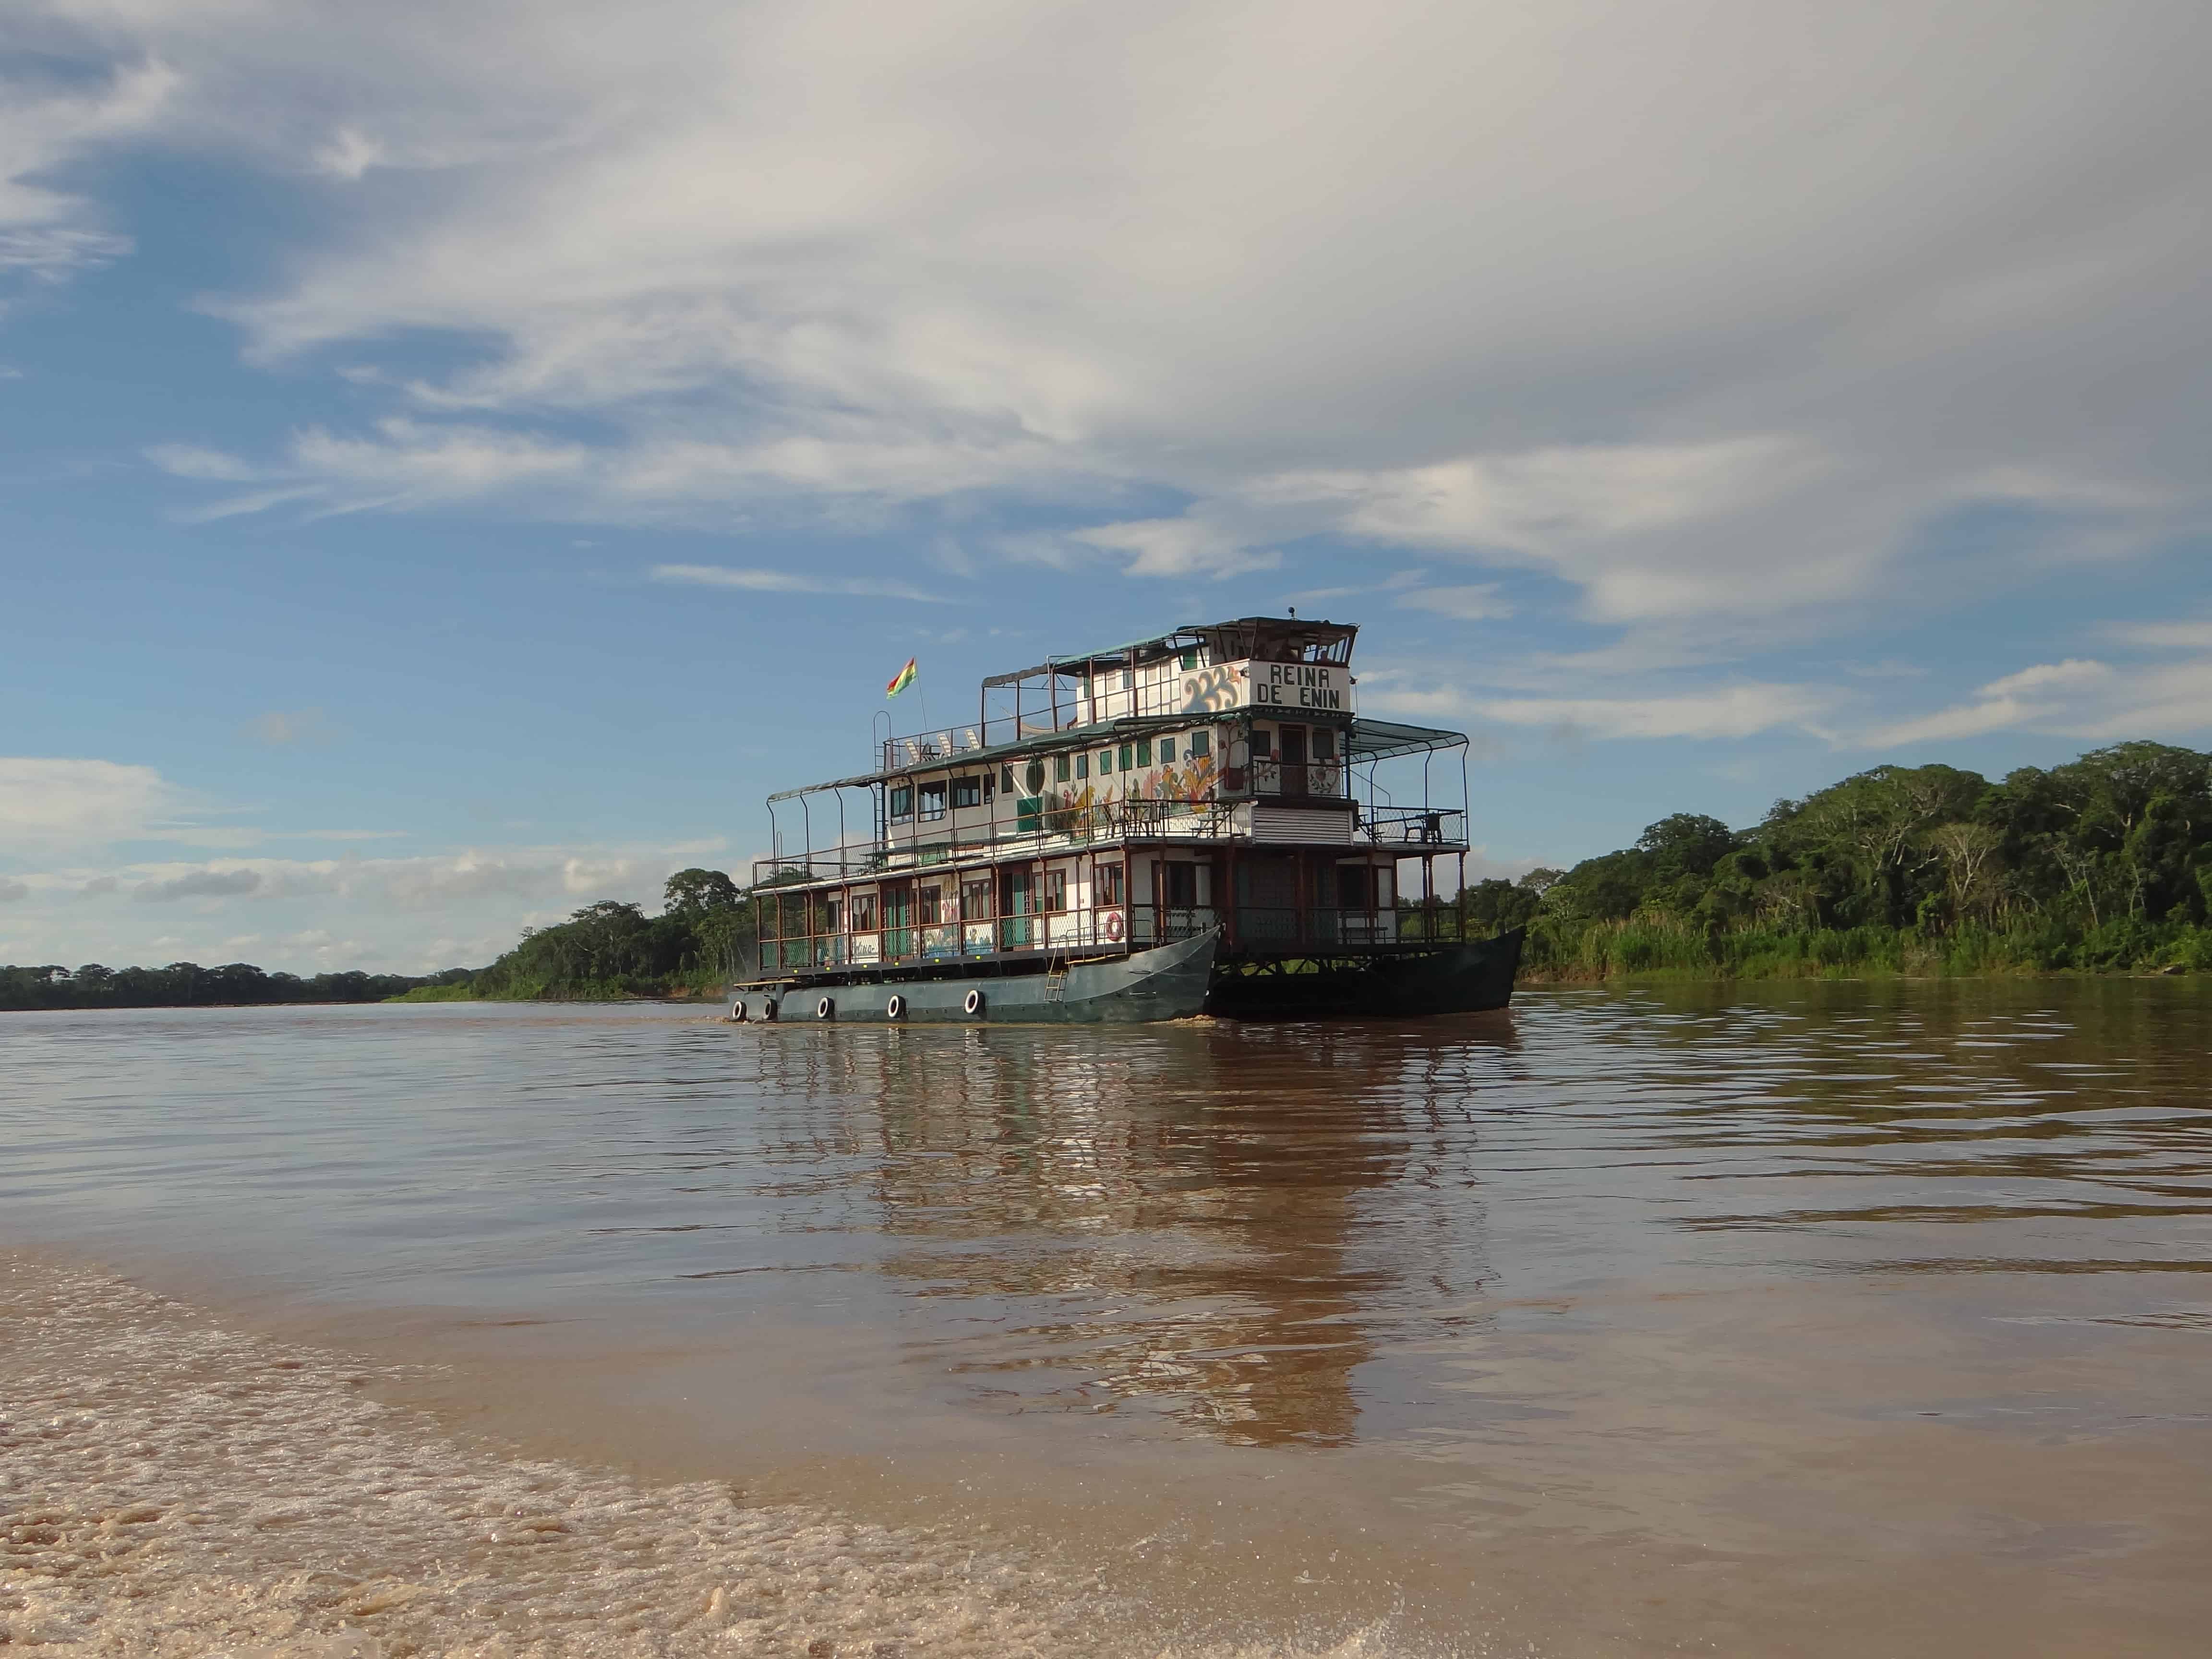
[740,1015,1522,1447]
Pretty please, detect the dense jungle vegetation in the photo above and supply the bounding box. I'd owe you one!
[388,867,757,1001]
[1457,741,2212,978]
[0,961,474,1010]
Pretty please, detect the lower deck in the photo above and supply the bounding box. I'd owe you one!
[748,839,1475,985]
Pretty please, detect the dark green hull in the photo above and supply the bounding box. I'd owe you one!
[1203,928,1524,1019]
[732,927,1523,1025]
[732,928,1220,1024]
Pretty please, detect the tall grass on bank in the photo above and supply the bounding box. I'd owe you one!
[1517,915,2212,981]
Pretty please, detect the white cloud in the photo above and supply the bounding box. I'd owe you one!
[1068,519,1280,580]
[1395,583,1513,622]
[1862,654,2212,748]
[313,126,385,180]
[0,878,27,903]
[649,564,948,603]
[146,443,262,481]
[0,758,186,851]
[2108,618,2212,652]
[1374,682,1832,742]
[1977,659,2113,699]
[134,867,263,903]
[248,707,333,745]
[290,419,591,510]
[0,60,172,286]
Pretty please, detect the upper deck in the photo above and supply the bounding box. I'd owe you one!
[757,614,1472,889]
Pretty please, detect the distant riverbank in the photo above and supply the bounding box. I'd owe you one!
[1512,915,2210,982]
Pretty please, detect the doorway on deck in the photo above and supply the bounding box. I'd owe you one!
[1278,724,1308,796]
[998,866,1034,949]
[881,880,915,961]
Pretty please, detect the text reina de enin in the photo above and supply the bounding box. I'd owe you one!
[1250,663,1347,710]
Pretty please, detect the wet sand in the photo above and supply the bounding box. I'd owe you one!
[2,1250,1147,1659]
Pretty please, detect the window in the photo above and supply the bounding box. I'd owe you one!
[1099,748,1115,774]
[1160,736,1176,764]
[851,892,878,931]
[889,784,914,822]
[919,781,947,821]
[1313,727,1337,761]
[1190,730,1211,759]
[1136,738,1152,767]
[1042,868,1068,912]
[1179,649,1197,670]
[960,879,992,921]
[1076,752,1089,780]
[952,776,981,808]
[918,886,943,925]
[1001,765,1016,793]
[1118,743,1134,771]
[825,897,844,933]
[1336,865,1374,908]
[1250,728,1273,759]
[983,769,995,802]
[1094,861,1124,906]
[1054,753,1070,783]
[1121,670,1134,690]
[1161,862,1198,908]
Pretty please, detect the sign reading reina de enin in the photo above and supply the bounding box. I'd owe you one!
[1252,661,1350,709]
[1177,658,1357,715]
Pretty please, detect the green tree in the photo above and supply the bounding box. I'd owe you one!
[663,866,742,915]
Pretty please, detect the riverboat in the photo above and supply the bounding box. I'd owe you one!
[730,615,1523,1022]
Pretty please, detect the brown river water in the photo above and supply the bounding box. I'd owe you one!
[3,981,2209,1657]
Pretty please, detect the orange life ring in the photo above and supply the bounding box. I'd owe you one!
[1105,911,1124,942]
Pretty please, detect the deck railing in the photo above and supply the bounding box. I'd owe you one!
[756,801,1466,891]
[747,899,1511,976]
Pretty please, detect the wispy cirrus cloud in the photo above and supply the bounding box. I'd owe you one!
[649,564,949,603]
[1395,583,1513,622]
[1860,648,2212,749]
[1068,518,1281,581]
[1372,681,1835,743]
[0,60,172,289]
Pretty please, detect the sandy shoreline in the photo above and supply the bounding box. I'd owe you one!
[0,1250,1163,1659]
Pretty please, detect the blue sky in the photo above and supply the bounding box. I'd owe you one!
[3,0,2208,973]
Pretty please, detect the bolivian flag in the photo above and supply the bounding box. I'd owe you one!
[886,657,918,698]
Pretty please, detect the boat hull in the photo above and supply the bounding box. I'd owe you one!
[733,927,1220,1024]
[1203,928,1524,1020]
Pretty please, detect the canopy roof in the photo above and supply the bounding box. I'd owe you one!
[982,615,1358,687]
